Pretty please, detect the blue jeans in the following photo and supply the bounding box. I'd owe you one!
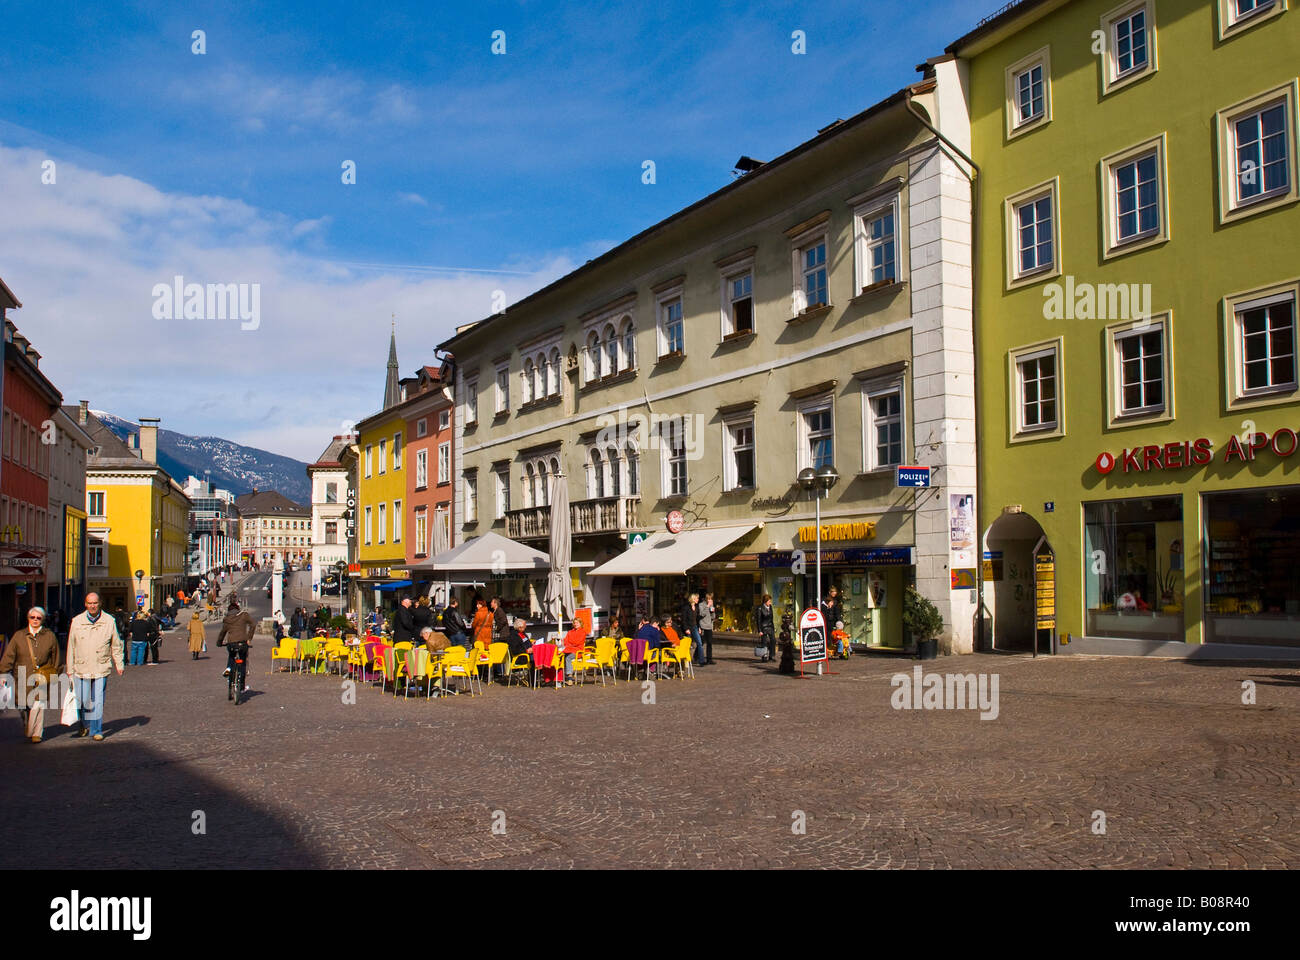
[129,641,147,665]
[690,627,703,665]
[75,676,106,736]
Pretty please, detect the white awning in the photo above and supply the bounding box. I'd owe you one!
[587,523,762,577]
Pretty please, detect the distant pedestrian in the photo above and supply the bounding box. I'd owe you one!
[0,606,61,743]
[66,593,124,741]
[187,611,205,659]
[698,592,716,665]
[755,594,776,662]
[393,597,416,644]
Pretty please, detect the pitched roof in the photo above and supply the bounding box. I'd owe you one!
[234,490,310,516]
[309,435,353,468]
[68,406,150,469]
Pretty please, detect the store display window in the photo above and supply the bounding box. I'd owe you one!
[1084,495,1184,641]
[1204,486,1300,644]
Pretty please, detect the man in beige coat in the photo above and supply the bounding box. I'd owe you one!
[65,593,124,741]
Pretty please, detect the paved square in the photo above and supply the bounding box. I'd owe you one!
[3,624,1297,869]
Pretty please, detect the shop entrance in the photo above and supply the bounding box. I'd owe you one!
[983,512,1050,652]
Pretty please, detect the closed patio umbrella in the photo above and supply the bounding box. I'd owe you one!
[543,472,575,634]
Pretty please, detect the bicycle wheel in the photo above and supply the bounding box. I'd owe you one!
[227,670,234,701]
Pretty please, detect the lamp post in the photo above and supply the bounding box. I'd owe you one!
[797,464,840,672]
[336,560,348,621]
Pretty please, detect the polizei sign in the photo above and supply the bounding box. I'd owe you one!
[1095,429,1298,475]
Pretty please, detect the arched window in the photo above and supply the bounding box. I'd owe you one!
[589,448,604,499]
[620,318,636,371]
[536,459,548,507]
[550,456,560,478]
[585,331,600,382]
[626,441,640,496]
[607,446,621,497]
[522,358,535,404]
[548,348,561,395]
[523,462,535,508]
[534,353,546,400]
[602,324,618,377]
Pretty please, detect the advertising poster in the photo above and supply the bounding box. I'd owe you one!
[949,493,976,567]
[634,589,654,622]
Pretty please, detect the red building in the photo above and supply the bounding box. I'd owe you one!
[2,282,64,636]
[401,365,454,581]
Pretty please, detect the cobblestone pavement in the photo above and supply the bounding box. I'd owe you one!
[4,578,1297,868]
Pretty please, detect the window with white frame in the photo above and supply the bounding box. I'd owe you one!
[1107,316,1170,421]
[1103,136,1167,253]
[1004,47,1051,138]
[1005,179,1061,286]
[378,439,387,474]
[416,418,428,438]
[415,449,428,489]
[724,271,754,337]
[439,410,450,431]
[626,442,640,496]
[415,512,427,556]
[494,469,510,518]
[1015,346,1060,433]
[723,417,756,490]
[464,378,478,425]
[465,473,478,522]
[585,330,600,382]
[377,503,387,543]
[532,352,545,400]
[436,507,449,553]
[392,433,402,470]
[1101,2,1156,93]
[620,319,635,371]
[1236,291,1297,397]
[365,444,373,478]
[588,448,605,499]
[524,463,536,508]
[548,348,561,395]
[89,542,105,567]
[801,239,828,309]
[606,446,621,496]
[364,506,373,545]
[864,382,905,470]
[1217,83,1298,221]
[854,198,899,292]
[798,397,834,470]
[663,417,688,497]
[661,297,684,356]
[1217,0,1286,38]
[88,491,105,517]
[495,365,510,413]
[392,500,402,543]
[601,324,619,376]
[438,442,450,484]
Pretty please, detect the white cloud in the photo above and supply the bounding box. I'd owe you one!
[396,192,428,206]
[0,144,573,461]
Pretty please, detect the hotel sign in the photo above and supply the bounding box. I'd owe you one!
[798,521,877,543]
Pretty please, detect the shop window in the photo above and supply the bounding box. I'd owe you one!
[1205,485,1300,642]
[1084,495,1184,642]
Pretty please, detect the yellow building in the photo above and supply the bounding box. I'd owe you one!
[79,412,191,613]
[354,333,410,594]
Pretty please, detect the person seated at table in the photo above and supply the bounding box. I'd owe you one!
[633,616,663,647]
[421,626,450,654]
[507,618,532,659]
[659,615,680,650]
[561,624,588,684]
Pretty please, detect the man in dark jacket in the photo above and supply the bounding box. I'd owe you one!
[755,594,776,662]
[412,597,434,637]
[217,599,257,690]
[393,597,417,644]
[490,596,509,644]
[442,598,468,647]
[680,592,701,667]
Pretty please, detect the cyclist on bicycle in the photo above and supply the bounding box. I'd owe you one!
[216,597,256,693]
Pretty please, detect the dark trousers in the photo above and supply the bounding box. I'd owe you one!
[146,639,161,663]
[764,630,775,660]
[701,628,713,662]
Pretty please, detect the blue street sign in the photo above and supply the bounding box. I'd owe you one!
[897,466,931,487]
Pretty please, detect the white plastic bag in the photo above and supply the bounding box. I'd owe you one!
[61,681,79,726]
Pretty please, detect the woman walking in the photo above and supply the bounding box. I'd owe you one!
[0,606,61,743]
[187,610,205,660]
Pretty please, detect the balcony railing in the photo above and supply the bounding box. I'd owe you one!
[506,496,641,541]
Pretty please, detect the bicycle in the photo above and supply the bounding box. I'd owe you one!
[226,642,249,705]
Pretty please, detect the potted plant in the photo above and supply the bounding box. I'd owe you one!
[903,586,944,660]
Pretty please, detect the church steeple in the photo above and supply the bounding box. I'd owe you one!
[383,321,401,409]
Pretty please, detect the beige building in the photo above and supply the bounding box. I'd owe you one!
[236,490,312,566]
[441,70,978,651]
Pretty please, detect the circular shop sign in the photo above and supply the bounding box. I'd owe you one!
[1095,451,1116,475]
[666,510,685,534]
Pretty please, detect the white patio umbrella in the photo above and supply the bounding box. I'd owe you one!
[543,472,575,634]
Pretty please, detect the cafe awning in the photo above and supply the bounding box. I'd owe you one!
[587,523,762,577]
[408,531,550,573]
[374,580,413,592]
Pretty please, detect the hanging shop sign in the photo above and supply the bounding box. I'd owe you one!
[798,521,877,543]
[666,510,685,534]
[628,531,648,546]
[1095,430,1300,475]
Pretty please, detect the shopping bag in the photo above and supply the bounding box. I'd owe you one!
[61,682,79,726]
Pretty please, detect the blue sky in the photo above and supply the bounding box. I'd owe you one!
[1,0,983,459]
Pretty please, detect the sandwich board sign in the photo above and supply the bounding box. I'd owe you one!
[798,607,827,667]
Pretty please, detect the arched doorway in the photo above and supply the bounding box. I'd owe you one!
[983,511,1051,652]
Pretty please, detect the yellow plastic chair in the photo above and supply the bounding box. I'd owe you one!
[507,651,533,688]
[323,639,349,676]
[646,646,662,679]
[589,636,617,686]
[269,637,297,674]
[669,637,695,680]
[433,646,480,697]
[484,642,509,687]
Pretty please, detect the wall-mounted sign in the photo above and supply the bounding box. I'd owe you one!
[896,466,931,487]
[1095,430,1300,476]
[628,531,648,546]
[760,547,912,568]
[798,521,877,543]
[982,550,1003,581]
[753,495,796,509]
[666,510,685,534]
[950,568,977,590]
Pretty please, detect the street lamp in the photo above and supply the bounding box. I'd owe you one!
[797,464,839,615]
[336,560,348,614]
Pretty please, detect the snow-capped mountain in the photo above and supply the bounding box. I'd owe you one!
[93,412,312,505]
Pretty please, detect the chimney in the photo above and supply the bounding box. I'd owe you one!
[79,400,89,425]
[139,417,160,464]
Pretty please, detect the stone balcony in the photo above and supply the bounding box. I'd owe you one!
[506,496,642,541]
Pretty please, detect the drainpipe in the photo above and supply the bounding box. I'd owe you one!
[903,83,989,653]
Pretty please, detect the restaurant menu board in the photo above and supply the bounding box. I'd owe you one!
[1035,553,1056,631]
[799,607,827,664]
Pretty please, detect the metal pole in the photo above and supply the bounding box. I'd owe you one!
[815,487,823,677]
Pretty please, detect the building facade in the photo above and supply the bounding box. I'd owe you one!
[47,406,93,628]
[236,490,311,566]
[401,365,455,583]
[80,412,191,613]
[307,435,354,598]
[950,0,1300,649]
[443,74,980,650]
[182,475,239,577]
[1,310,63,636]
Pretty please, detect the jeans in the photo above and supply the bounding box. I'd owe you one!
[690,627,704,665]
[74,676,106,737]
[764,630,776,660]
[129,641,147,665]
[700,628,714,662]
[449,631,467,647]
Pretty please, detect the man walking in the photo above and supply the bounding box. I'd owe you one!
[66,593,124,741]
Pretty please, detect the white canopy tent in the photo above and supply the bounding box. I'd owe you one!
[408,531,551,612]
[586,523,762,578]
